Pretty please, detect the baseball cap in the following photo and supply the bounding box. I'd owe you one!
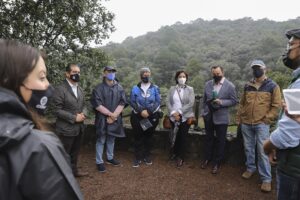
[250,60,266,69]
[286,29,300,39]
[103,66,117,72]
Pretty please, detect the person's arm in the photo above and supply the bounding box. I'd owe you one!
[236,89,245,124]
[218,84,238,107]
[130,86,143,114]
[52,86,76,124]
[264,85,282,124]
[147,86,161,115]
[19,144,83,200]
[112,87,127,117]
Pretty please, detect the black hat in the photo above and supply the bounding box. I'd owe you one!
[286,29,300,39]
[103,66,117,72]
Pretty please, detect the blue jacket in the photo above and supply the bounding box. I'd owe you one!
[130,82,160,115]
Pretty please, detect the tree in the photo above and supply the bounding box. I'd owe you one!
[0,0,115,51]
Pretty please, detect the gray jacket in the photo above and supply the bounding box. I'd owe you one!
[166,85,195,118]
[52,80,85,136]
[202,78,238,124]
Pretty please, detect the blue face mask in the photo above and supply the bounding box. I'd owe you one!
[106,73,115,81]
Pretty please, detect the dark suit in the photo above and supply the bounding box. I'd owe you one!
[52,79,85,174]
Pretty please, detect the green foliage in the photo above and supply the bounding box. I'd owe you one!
[103,17,300,98]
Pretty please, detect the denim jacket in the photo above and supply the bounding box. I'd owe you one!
[130,82,160,115]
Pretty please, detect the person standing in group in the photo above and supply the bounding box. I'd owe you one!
[166,70,195,167]
[0,40,83,199]
[201,65,238,174]
[91,66,126,173]
[236,60,282,192]
[130,67,161,167]
[52,63,88,177]
[264,29,300,200]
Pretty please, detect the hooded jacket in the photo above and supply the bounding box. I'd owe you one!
[0,87,83,200]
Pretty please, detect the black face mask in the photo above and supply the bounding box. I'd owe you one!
[141,76,150,83]
[282,50,300,70]
[27,85,54,115]
[70,74,80,82]
[213,75,222,83]
[253,68,264,78]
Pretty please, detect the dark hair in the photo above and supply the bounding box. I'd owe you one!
[175,70,188,84]
[211,65,224,72]
[66,63,79,72]
[0,40,40,96]
[0,39,50,131]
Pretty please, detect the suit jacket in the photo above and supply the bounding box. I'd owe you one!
[52,80,85,136]
[166,85,195,119]
[202,78,238,125]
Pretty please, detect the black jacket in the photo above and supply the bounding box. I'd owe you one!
[0,87,83,200]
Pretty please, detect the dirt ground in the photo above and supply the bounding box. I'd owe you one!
[77,146,276,200]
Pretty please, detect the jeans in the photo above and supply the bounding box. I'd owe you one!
[241,123,271,183]
[96,134,115,164]
[277,170,300,200]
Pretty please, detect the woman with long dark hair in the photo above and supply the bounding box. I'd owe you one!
[0,40,83,200]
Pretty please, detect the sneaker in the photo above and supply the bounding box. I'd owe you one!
[261,182,272,192]
[132,159,142,168]
[96,163,106,173]
[242,171,254,179]
[106,159,121,166]
[144,157,153,165]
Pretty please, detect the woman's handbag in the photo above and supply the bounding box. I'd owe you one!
[163,115,172,129]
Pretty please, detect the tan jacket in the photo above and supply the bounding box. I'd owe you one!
[236,78,282,125]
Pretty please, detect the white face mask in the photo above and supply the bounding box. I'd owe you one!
[178,77,186,85]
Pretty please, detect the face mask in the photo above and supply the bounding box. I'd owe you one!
[27,85,54,115]
[282,50,300,70]
[178,78,186,85]
[70,73,80,82]
[106,73,115,81]
[141,76,150,83]
[213,75,222,83]
[253,68,264,78]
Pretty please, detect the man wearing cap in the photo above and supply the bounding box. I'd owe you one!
[52,63,88,177]
[263,29,300,199]
[236,60,281,192]
[130,67,161,167]
[91,66,126,173]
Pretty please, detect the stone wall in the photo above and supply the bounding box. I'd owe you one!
[81,124,245,166]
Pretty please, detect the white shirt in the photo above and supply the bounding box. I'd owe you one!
[213,77,225,94]
[66,79,78,98]
[170,85,186,122]
[141,82,151,95]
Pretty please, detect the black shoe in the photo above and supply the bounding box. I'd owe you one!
[144,157,153,165]
[200,160,209,169]
[106,159,121,166]
[132,159,142,168]
[96,163,106,173]
[211,164,220,174]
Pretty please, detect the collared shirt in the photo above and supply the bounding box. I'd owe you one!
[213,77,225,94]
[66,79,78,98]
[270,67,300,149]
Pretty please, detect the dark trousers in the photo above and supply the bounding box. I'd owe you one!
[277,169,300,200]
[130,113,159,160]
[203,117,228,165]
[172,121,190,160]
[60,132,83,174]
